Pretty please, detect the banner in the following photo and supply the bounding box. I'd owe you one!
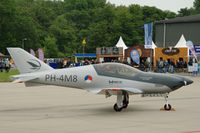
[131,50,140,65]
[30,49,35,56]
[186,41,198,61]
[38,48,44,61]
[189,45,200,56]
[144,23,152,49]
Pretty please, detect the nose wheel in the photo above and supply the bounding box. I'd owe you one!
[164,104,172,111]
[160,95,175,111]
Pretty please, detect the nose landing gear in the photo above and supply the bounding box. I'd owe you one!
[160,95,175,111]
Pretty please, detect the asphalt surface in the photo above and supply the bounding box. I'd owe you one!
[0,76,199,133]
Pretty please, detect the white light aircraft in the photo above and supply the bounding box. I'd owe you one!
[7,48,193,112]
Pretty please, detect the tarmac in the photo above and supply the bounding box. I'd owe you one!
[0,76,199,133]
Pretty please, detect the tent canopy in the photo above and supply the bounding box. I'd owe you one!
[152,41,157,49]
[175,34,187,48]
[115,36,128,50]
[0,52,9,58]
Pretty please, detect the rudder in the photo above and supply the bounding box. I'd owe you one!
[7,48,53,74]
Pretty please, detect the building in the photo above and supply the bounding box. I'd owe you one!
[96,47,123,62]
[155,14,200,47]
[125,45,153,64]
[154,47,188,67]
[74,54,96,63]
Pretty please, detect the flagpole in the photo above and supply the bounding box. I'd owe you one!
[144,22,153,72]
[82,39,86,60]
[151,22,153,72]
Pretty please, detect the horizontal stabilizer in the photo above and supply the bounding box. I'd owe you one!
[11,74,39,83]
[25,82,46,87]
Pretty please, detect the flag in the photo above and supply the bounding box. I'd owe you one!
[186,41,198,61]
[131,50,140,65]
[144,23,152,49]
[82,39,86,45]
[38,48,44,61]
[30,49,35,56]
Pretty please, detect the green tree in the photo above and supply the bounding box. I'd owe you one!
[177,0,200,16]
[0,0,183,57]
[178,8,195,17]
[0,0,17,54]
[49,15,77,57]
[43,36,59,58]
[86,4,117,52]
[194,0,200,10]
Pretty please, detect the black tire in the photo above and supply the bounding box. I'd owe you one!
[164,104,172,111]
[123,101,128,108]
[114,103,122,112]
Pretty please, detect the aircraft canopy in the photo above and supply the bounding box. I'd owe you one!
[93,63,140,78]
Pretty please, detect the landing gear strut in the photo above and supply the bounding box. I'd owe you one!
[113,91,129,112]
[122,91,129,108]
[160,95,174,111]
[164,95,171,110]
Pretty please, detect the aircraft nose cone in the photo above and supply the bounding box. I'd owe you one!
[169,76,193,91]
[184,78,193,85]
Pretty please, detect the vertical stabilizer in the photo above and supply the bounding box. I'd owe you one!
[7,48,53,74]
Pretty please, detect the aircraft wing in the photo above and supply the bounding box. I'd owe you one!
[86,88,143,95]
[11,74,39,83]
[103,88,143,94]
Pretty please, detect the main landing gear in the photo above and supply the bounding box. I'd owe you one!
[113,91,129,112]
[160,95,175,111]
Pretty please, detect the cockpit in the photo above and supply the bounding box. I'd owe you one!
[93,63,140,78]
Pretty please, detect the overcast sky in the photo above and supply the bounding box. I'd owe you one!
[107,0,195,13]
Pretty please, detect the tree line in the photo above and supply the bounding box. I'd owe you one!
[0,0,200,57]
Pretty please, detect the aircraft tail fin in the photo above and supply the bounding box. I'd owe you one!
[7,48,53,74]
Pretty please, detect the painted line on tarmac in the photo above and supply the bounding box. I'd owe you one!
[181,131,200,133]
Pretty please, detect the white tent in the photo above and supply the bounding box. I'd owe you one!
[115,36,128,50]
[152,41,157,49]
[174,34,189,58]
[175,34,187,48]
[115,36,128,57]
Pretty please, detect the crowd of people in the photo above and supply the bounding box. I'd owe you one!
[0,58,13,73]
[45,58,99,69]
[0,57,197,74]
[155,58,192,73]
[42,58,198,74]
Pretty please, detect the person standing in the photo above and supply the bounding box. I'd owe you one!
[4,58,10,73]
[66,59,71,68]
[0,59,4,72]
[164,60,169,73]
[156,60,159,72]
[193,60,198,76]
[159,59,164,73]
[170,60,175,73]
[83,59,90,65]
[144,59,150,72]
